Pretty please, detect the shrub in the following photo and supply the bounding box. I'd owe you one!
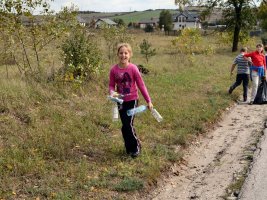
[139,39,156,63]
[61,29,103,82]
[172,28,202,54]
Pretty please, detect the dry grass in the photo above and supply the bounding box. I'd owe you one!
[0,31,259,199]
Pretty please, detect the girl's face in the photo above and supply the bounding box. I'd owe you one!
[118,46,131,66]
[256,46,263,53]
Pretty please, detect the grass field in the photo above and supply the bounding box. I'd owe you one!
[79,9,178,25]
[0,31,258,199]
[110,10,178,24]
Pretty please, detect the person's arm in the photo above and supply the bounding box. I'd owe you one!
[243,56,253,66]
[109,68,116,95]
[264,55,267,77]
[230,63,236,76]
[244,52,253,58]
[263,55,266,69]
[243,53,251,61]
[134,66,153,110]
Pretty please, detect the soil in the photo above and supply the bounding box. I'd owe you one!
[145,102,267,200]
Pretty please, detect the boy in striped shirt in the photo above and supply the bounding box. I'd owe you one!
[228,47,250,102]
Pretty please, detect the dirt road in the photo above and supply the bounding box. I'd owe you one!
[146,102,267,200]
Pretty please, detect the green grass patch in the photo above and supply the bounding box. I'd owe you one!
[113,177,144,191]
[110,10,178,24]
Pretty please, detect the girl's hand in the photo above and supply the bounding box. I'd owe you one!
[147,102,153,110]
[111,91,119,97]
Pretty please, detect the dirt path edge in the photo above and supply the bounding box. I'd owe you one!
[144,103,267,200]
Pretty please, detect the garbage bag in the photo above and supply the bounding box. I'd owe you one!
[253,80,267,104]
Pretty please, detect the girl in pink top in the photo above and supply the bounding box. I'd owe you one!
[109,43,153,158]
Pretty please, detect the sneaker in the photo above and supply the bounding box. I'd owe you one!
[249,101,254,105]
[228,87,234,94]
[130,151,140,158]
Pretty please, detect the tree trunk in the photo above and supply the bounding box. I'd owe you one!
[232,3,242,52]
[232,24,240,52]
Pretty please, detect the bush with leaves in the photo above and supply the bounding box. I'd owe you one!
[216,31,256,48]
[113,18,125,27]
[258,2,267,30]
[215,32,232,47]
[61,29,103,82]
[139,39,156,63]
[172,28,202,54]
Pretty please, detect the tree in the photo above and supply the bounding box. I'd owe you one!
[159,10,173,31]
[139,39,156,63]
[0,0,77,77]
[113,18,125,27]
[174,0,258,52]
[61,29,103,82]
[172,28,202,54]
[223,2,256,51]
[257,2,267,30]
[101,25,133,61]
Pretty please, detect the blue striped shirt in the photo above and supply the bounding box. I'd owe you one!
[234,54,250,74]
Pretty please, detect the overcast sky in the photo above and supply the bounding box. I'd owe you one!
[50,0,178,12]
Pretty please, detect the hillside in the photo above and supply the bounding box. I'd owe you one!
[78,7,222,25]
[109,9,178,24]
[78,9,178,25]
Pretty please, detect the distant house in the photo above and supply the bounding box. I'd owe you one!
[77,16,86,26]
[138,18,159,29]
[172,10,201,30]
[94,18,117,28]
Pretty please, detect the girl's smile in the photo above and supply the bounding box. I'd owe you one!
[118,46,130,67]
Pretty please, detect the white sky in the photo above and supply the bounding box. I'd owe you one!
[49,0,178,12]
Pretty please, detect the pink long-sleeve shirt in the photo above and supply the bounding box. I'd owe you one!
[109,63,151,103]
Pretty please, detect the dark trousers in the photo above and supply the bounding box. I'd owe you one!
[118,100,141,154]
[230,74,249,101]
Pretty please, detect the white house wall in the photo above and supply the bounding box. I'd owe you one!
[173,22,196,30]
[140,24,146,29]
[95,21,111,28]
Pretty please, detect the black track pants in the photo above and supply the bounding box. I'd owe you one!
[118,100,141,154]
